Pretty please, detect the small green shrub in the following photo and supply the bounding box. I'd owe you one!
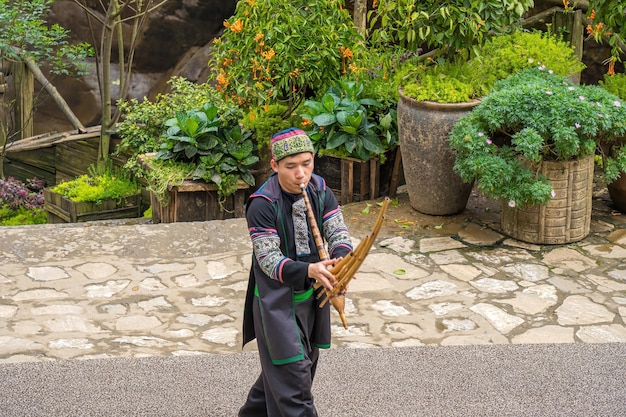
[397,30,586,103]
[149,102,259,204]
[51,164,140,203]
[599,73,626,100]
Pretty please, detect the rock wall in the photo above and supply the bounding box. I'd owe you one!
[30,0,237,135]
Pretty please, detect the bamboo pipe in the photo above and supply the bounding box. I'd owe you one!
[300,183,349,328]
[315,197,391,305]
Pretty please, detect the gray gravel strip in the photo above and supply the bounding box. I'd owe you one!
[1,343,624,416]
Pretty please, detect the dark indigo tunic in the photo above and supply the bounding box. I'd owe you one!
[242,173,353,364]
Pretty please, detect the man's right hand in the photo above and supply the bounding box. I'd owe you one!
[307,259,338,292]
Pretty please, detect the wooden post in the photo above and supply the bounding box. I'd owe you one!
[13,61,34,140]
[353,0,367,37]
[553,9,584,84]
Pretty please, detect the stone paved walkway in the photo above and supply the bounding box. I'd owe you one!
[1,188,626,363]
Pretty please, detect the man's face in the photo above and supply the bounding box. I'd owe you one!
[270,152,315,194]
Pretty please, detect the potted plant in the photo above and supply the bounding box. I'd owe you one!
[449,67,626,244]
[396,29,586,215]
[116,77,258,223]
[137,102,258,223]
[598,72,626,212]
[300,80,398,203]
[43,163,142,223]
[367,0,577,215]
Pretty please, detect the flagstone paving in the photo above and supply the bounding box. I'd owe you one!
[1,188,625,363]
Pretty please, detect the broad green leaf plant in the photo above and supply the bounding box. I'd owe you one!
[301,81,396,160]
[153,103,258,204]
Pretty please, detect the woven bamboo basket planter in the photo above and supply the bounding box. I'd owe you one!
[500,154,594,245]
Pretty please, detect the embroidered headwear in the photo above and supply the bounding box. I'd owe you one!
[270,128,315,161]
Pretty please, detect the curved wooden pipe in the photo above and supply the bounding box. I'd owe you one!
[300,183,349,328]
[315,197,390,307]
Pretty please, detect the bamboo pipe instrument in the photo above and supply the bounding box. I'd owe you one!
[315,197,390,307]
[301,182,390,328]
[300,183,349,328]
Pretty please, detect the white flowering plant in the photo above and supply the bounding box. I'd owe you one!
[449,67,626,208]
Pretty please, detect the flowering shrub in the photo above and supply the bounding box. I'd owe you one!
[212,0,364,111]
[586,1,626,74]
[449,67,626,208]
[0,177,47,225]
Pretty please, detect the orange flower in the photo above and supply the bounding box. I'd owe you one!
[373,0,378,7]
[246,0,255,5]
[340,46,353,60]
[586,24,594,35]
[301,117,312,127]
[231,19,243,33]
[223,21,230,28]
[589,9,596,20]
[217,69,229,87]
[608,59,616,76]
[261,48,275,60]
[562,0,569,9]
[254,32,263,42]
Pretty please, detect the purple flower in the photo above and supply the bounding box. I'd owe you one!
[551,189,556,198]
[508,200,516,208]
[614,101,622,107]
[486,139,493,145]
[575,123,581,129]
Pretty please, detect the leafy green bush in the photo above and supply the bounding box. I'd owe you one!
[369,0,533,58]
[51,164,140,203]
[148,102,259,203]
[469,30,586,97]
[116,76,239,174]
[301,81,396,160]
[449,67,626,208]
[397,30,586,103]
[212,0,364,111]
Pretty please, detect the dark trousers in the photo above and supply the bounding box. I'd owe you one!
[239,295,320,417]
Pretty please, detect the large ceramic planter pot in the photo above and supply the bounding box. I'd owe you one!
[397,91,479,215]
[607,173,626,213]
[501,154,594,245]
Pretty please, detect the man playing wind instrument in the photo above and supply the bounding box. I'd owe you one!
[239,128,353,417]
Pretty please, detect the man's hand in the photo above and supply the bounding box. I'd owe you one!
[307,259,338,292]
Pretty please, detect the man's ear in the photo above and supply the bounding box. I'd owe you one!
[270,158,279,172]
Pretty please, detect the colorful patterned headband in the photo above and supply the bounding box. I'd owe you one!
[271,128,315,161]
